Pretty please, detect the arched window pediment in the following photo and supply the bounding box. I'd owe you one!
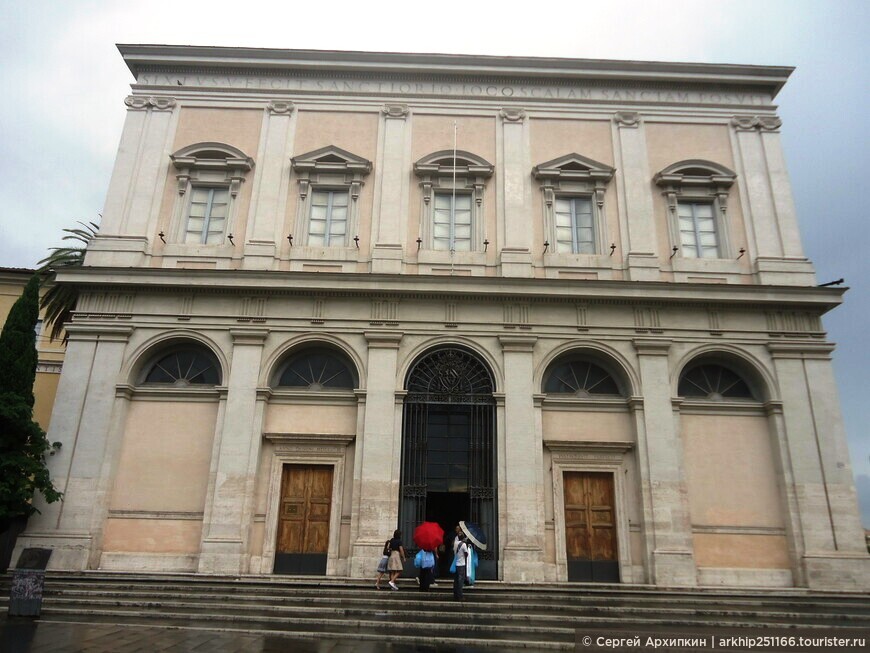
[141,344,222,386]
[414,150,494,178]
[170,142,253,200]
[654,159,736,191]
[275,347,357,391]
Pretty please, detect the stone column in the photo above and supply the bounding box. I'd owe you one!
[198,328,268,574]
[87,96,178,267]
[371,105,410,274]
[244,101,296,269]
[768,343,870,589]
[499,335,545,581]
[349,332,402,576]
[613,112,659,281]
[14,325,132,570]
[632,339,697,586]
[498,108,533,277]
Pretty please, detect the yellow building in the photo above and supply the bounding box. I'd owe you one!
[0,267,64,430]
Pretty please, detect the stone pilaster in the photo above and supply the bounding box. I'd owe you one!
[768,342,870,589]
[14,325,133,570]
[632,339,697,586]
[613,112,660,281]
[244,101,296,269]
[198,328,268,574]
[349,332,403,576]
[499,335,545,580]
[498,108,533,277]
[371,105,410,274]
[731,116,816,285]
[87,96,178,267]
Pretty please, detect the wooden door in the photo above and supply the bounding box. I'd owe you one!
[563,471,619,582]
[274,464,333,574]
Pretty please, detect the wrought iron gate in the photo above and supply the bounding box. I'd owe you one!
[399,347,498,578]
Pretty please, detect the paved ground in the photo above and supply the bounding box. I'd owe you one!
[0,617,509,653]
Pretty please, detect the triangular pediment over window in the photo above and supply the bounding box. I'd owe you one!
[532,153,615,183]
[654,159,736,189]
[291,145,372,174]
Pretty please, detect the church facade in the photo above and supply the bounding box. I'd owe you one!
[15,45,868,589]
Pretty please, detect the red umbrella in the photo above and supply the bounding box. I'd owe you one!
[413,521,444,551]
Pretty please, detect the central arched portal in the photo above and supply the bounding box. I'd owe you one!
[400,347,498,579]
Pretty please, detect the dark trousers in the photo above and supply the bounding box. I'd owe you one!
[419,566,434,591]
[453,565,466,600]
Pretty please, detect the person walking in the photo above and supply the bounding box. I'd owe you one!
[387,529,406,590]
[415,548,437,591]
[453,533,469,601]
[375,536,391,589]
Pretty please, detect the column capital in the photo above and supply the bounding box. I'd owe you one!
[614,111,641,128]
[267,100,295,115]
[499,107,527,122]
[382,103,409,118]
[632,338,672,356]
[229,328,269,345]
[364,331,403,348]
[767,341,835,359]
[499,335,537,352]
[65,324,134,343]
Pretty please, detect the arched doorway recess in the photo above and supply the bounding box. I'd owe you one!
[400,347,498,579]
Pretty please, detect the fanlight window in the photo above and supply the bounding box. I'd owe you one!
[143,347,221,386]
[277,349,356,390]
[678,364,755,400]
[544,358,622,397]
[406,348,494,404]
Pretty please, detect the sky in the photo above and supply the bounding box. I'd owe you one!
[1,1,868,524]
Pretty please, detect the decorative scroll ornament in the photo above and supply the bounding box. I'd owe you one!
[613,111,640,128]
[499,107,527,122]
[382,103,409,118]
[267,100,295,115]
[125,96,177,111]
[731,115,782,132]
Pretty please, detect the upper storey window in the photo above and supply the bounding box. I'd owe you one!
[414,151,493,252]
[532,154,615,255]
[291,146,372,248]
[654,160,737,259]
[678,363,756,401]
[142,345,222,386]
[170,143,254,246]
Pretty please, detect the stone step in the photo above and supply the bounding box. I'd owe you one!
[35,590,870,626]
[35,594,870,627]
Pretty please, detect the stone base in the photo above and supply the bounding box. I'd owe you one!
[11,532,94,571]
[802,553,870,590]
[499,248,533,278]
[372,244,404,274]
[651,549,697,586]
[100,552,198,573]
[626,253,661,281]
[197,540,246,574]
[349,541,386,579]
[754,256,817,286]
[697,566,794,588]
[84,235,149,267]
[501,545,548,582]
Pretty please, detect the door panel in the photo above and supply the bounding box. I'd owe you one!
[274,464,333,574]
[564,471,619,582]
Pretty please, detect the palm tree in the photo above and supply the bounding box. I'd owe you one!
[37,221,99,342]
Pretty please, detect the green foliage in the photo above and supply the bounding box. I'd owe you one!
[37,220,99,342]
[0,274,62,524]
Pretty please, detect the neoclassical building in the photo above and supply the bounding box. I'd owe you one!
[15,45,868,590]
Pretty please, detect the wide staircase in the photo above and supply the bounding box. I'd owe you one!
[2,572,869,650]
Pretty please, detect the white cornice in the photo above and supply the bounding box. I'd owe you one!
[57,267,843,312]
[117,44,793,98]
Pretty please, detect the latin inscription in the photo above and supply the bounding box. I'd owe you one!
[139,73,769,106]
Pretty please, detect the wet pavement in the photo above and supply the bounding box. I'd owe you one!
[0,617,514,653]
